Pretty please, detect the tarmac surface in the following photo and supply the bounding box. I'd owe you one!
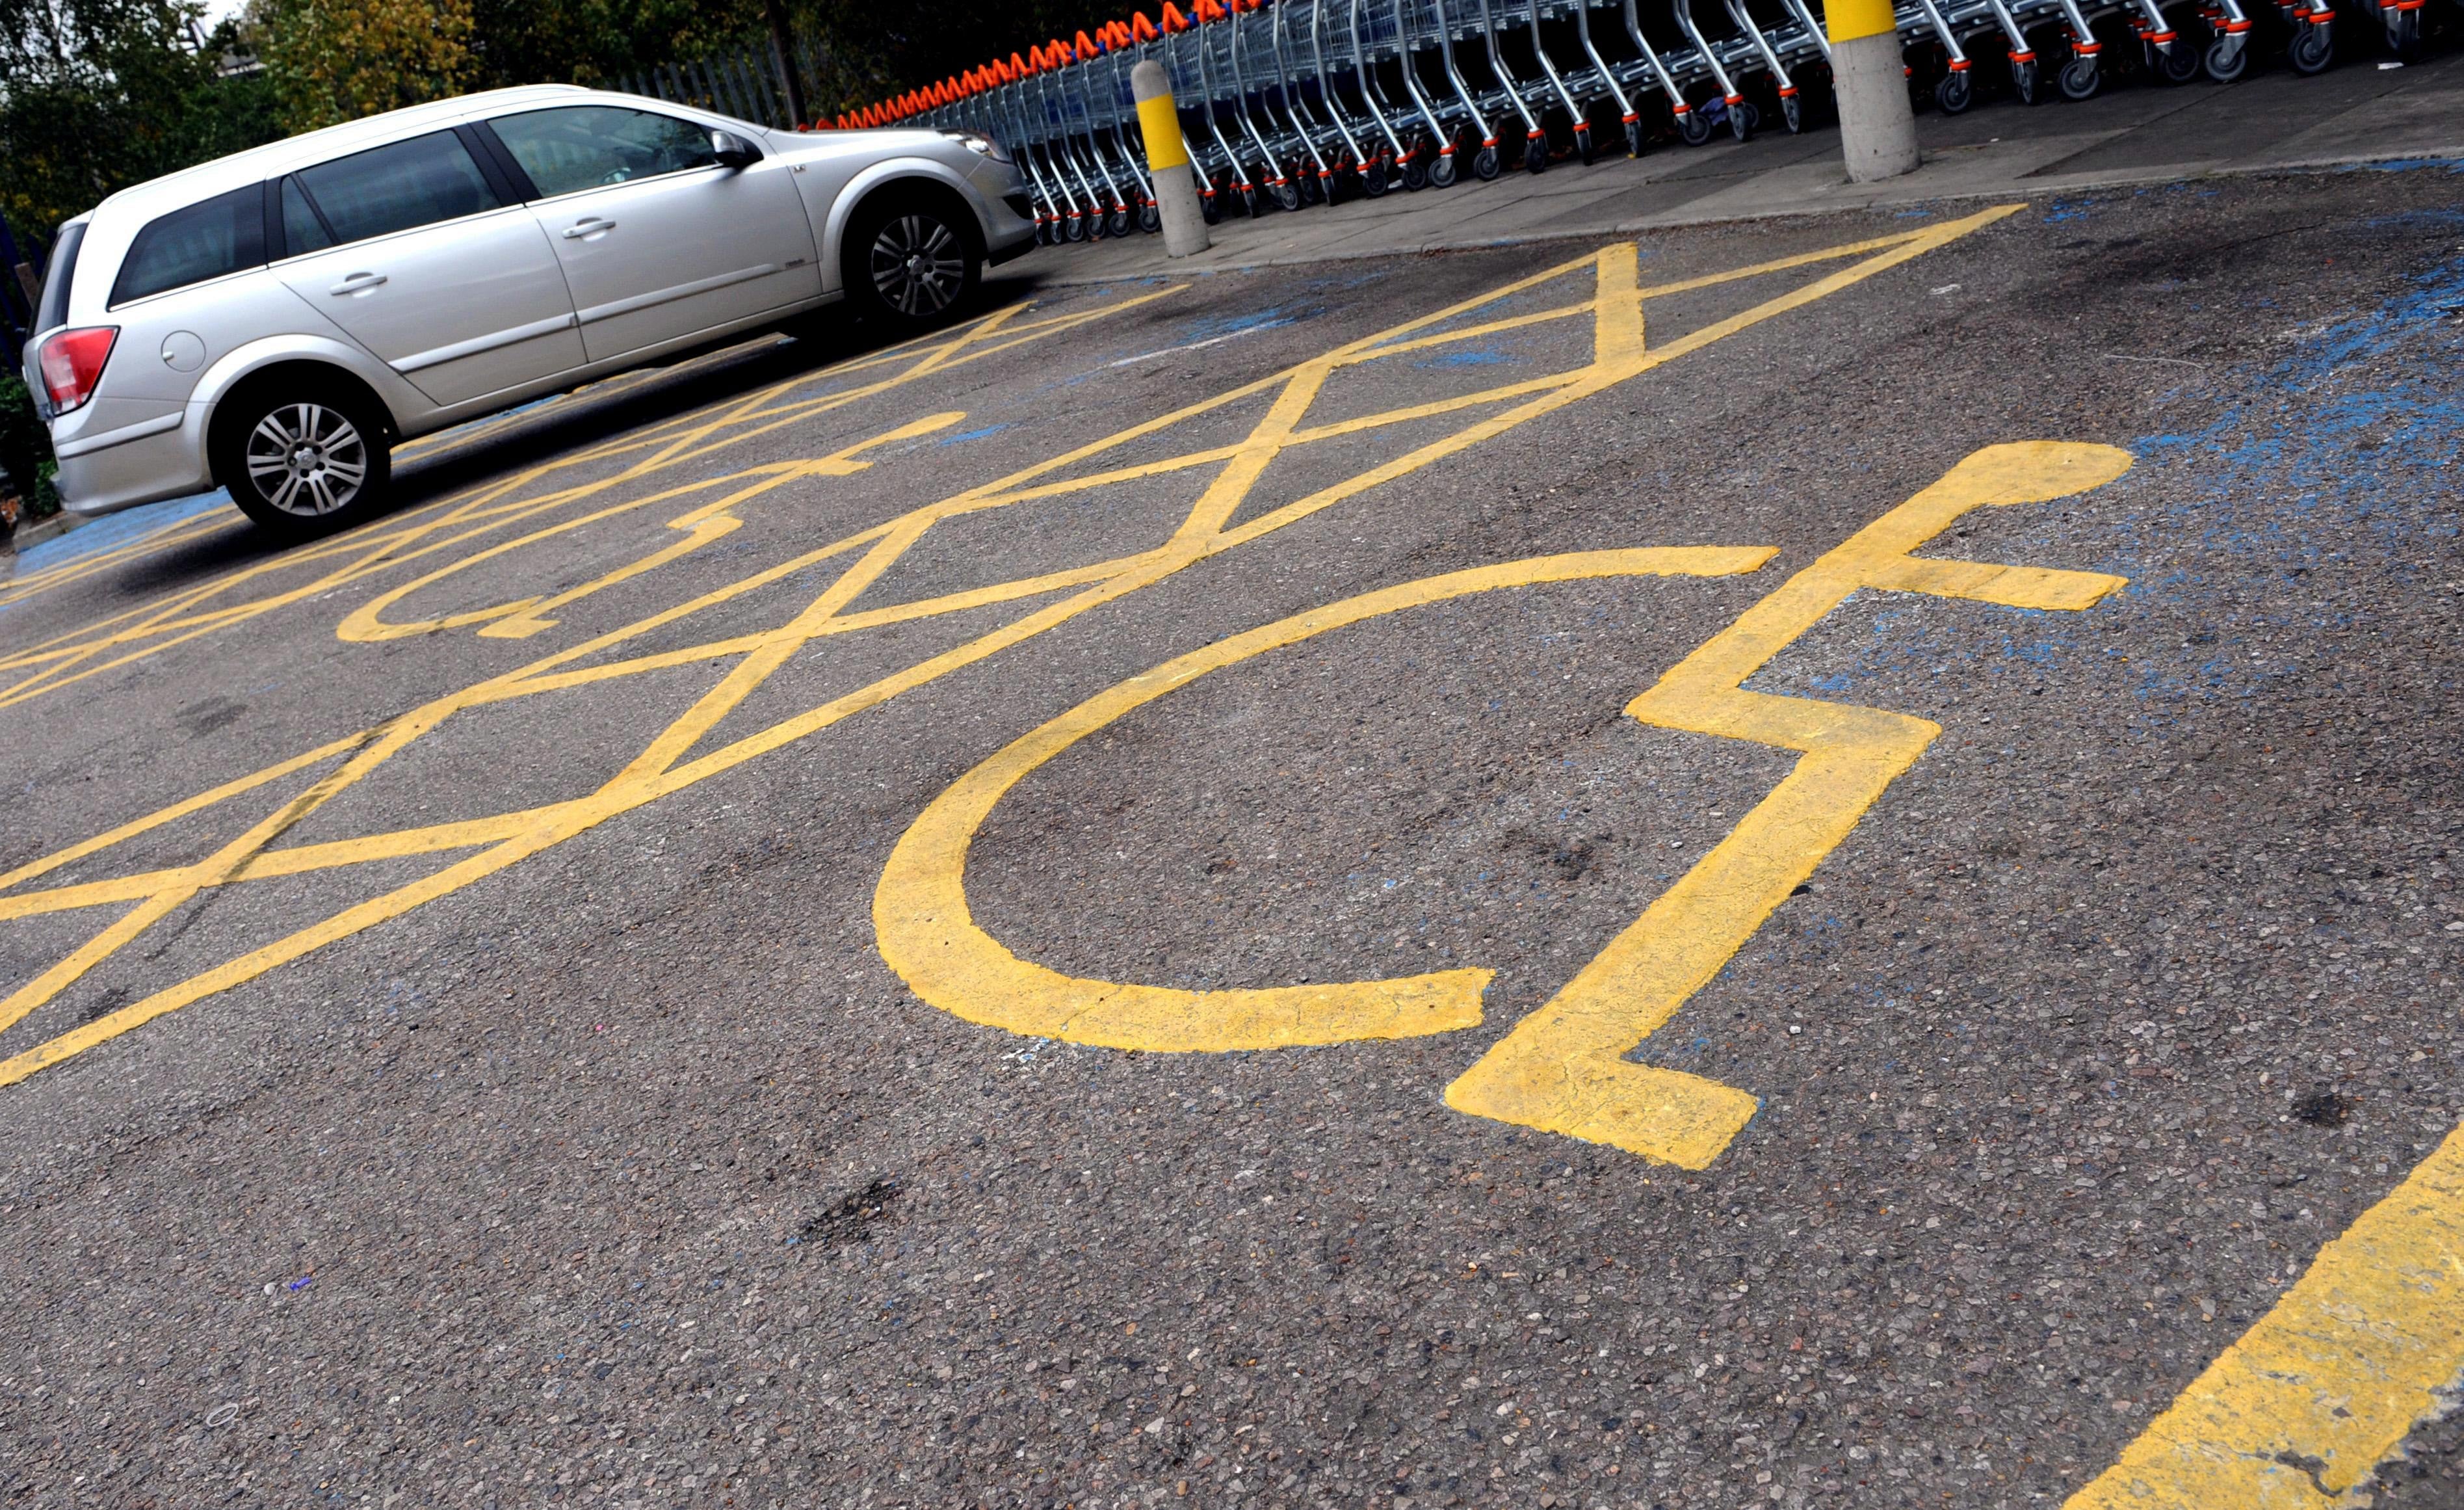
[3,159,2463,1509]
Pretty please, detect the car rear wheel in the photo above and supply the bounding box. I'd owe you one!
[212,380,391,539]
[845,191,980,331]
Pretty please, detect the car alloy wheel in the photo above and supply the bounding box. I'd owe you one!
[868,213,968,318]
[244,403,370,518]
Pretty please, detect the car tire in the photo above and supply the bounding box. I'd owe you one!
[211,377,392,540]
[843,189,982,331]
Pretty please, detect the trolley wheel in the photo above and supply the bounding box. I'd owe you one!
[1139,203,1162,234]
[1935,70,1974,112]
[1430,150,1459,187]
[2389,6,2421,59]
[2203,33,2248,79]
[1201,187,1223,224]
[1523,135,1547,172]
[1271,179,1301,213]
[1361,157,1390,196]
[1625,119,1644,157]
[1781,93,1803,133]
[1110,207,1134,237]
[1401,153,1430,190]
[1575,124,1596,165]
[2058,55,2100,99]
[1474,143,1502,179]
[2011,54,2041,103]
[1677,107,1714,146]
[1729,100,1757,141]
[1064,213,1088,242]
[2152,32,2202,81]
[2288,21,2331,73]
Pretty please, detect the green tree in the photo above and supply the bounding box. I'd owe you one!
[463,0,763,88]
[0,0,283,241]
[246,0,471,131]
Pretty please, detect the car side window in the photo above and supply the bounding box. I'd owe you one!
[292,131,503,249]
[486,107,728,199]
[279,176,337,256]
[108,185,269,307]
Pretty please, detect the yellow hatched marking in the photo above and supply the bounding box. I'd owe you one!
[0,209,2015,1091]
[0,291,1172,711]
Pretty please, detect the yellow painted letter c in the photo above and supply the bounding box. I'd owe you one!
[872,547,1774,1053]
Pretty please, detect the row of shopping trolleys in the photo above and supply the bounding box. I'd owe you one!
[884,0,2431,239]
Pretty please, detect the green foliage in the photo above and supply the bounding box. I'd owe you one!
[0,369,60,520]
[464,0,766,88]
[0,0,286,243]
[246,0,475,131]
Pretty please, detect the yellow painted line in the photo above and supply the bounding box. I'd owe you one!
[0,289,1173,712]
[864,434,2128,1169]
[873,548,1770,1050]
[1448,441,2130,1167]
[0,510,243,610]
[2073,1123,2464,1507]
[341,414,962,642]
[0,808,550,923]
[0,210,2021,1089]
[0,736,365,895]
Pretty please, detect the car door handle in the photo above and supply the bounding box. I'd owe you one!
[561,219,616,239]
[328,272,387,295]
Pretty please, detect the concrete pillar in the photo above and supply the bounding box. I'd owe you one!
[1826,0,1919,183]
[1131,60,1209,258]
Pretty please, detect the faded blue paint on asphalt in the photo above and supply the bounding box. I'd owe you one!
[7,489,237,582]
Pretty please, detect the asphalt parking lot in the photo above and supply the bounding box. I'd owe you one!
[3,161,2463,1509]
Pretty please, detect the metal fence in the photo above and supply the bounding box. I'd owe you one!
[610,36,841,131]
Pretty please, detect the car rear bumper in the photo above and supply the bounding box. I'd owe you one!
[52,406,215,516]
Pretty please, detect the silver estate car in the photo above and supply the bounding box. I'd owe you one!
[19,85,1035,537]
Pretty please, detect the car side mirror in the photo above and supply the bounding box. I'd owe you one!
[709,131,759,170]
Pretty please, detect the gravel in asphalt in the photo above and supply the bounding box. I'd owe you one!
[1,163,2461,1508]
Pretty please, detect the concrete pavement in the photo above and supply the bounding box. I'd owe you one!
[1044,48,2464,282]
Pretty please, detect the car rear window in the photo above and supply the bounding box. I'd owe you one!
[293,131,502,248]
[33,220,85,332]
[108,185,269,308]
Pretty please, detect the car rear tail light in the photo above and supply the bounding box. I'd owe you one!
[38,326,118,414]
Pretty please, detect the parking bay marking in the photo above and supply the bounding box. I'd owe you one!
[0,290,1173,709]
[0,207,2023,1090]
[4,205,2449,1500]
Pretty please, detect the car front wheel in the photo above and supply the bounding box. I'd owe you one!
[845,192,981,330]
[212,382,392,539]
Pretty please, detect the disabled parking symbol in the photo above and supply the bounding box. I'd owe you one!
[874,440,2134,1168]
